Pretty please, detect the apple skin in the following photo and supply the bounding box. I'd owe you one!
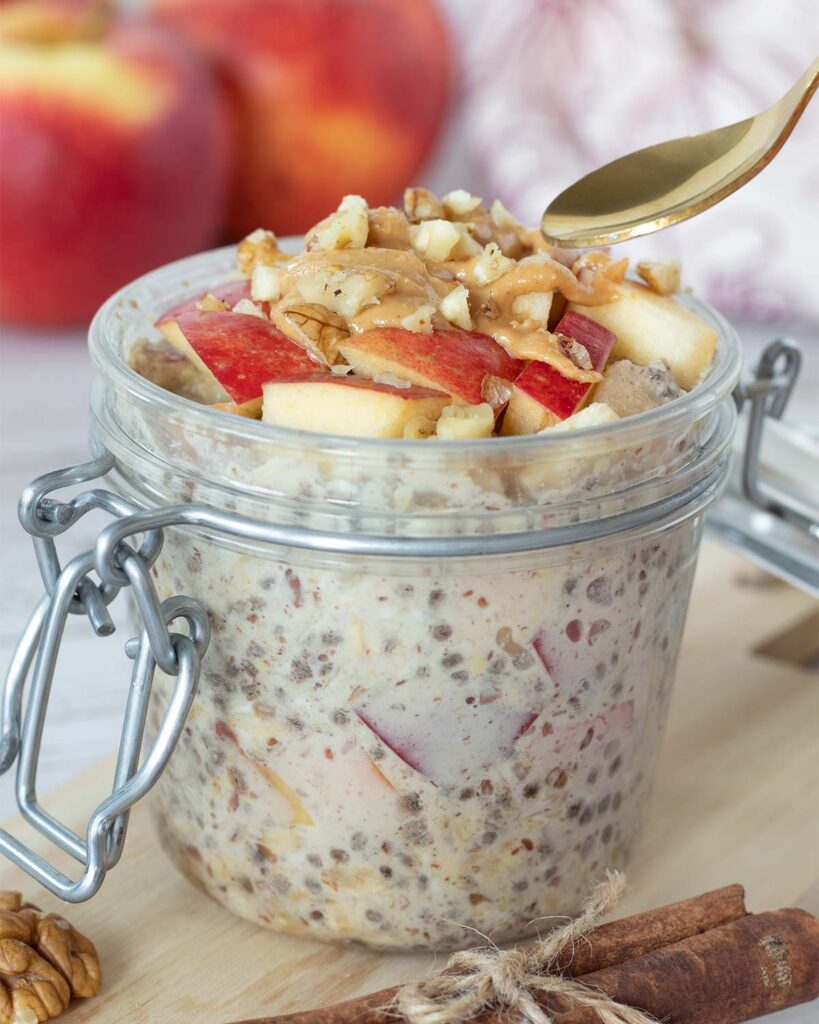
[148,0,451,236]
[568,281,717,390]
[262,373,450,438]
[338,328,524,406]
[155,280,251,326]
[0,18,231,326]
[501,312,617,435]
[554,311,617,373]
[174,310,325,412]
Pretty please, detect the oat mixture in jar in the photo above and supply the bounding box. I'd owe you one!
[87,188,740,948]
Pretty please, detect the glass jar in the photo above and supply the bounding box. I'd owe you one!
[87,247,740,950]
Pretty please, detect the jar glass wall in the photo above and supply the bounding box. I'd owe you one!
[88,248,740,949]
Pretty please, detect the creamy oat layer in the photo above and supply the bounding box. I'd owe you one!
[133,188,717,439]
[151,520,700,949]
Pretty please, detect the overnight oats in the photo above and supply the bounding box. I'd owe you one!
[88,188,740,949]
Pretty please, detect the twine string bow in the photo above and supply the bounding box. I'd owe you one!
[394,872,656,1024]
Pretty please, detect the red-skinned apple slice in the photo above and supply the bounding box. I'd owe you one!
[568,280,717,389]
[262,374,450,438]
[501,312,616,435]
[155,279,252,327]
[337,328,523,406]
[173,310,325,416]
[155,280,258,358]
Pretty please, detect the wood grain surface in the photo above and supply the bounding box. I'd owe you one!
[0,542,816,1024]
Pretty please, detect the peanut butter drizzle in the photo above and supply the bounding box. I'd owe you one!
[265,199,628,384]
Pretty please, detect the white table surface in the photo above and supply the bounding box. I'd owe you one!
[0,319,816,1022]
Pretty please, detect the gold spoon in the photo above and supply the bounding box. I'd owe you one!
[540,56,819,248]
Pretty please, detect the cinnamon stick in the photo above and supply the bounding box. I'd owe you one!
[229,884,750,1024]
[540,909,819,1024]
[554,882,748,977]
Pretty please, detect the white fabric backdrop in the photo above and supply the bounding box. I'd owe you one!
[427,0,819,329]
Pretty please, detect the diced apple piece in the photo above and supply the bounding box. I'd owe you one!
[172,310,324,416]
[501,361,590,434]
[594,359,681,417]
[251,263,282,301]
[337,328,523,406]
[262,374,450,438]
[568,280,716,389]
[543,402,619,433]
[554,311,617,372]
[501,311,617,435]
[636,260,681,295]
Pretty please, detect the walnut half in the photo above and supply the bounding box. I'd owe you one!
[0,892,100,1023]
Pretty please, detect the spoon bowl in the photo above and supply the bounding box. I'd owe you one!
[541,57,819,248]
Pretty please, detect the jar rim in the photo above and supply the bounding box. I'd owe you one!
[88,243,742,461]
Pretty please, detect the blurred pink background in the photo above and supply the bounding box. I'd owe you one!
[426,0,819,329]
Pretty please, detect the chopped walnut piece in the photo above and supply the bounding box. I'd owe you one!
[295,266,393,319]
[273,304,349,365]
[366,206,412,249]
[439,284,473,330]
[558,334,593,371]
[403,187,444,222]
[195,292,230,313]
[400,303,435,334]
[471,242,515,285]
[409,220,482,262]
[636,260,682,295]
[442,189,483,217]
[0,891,101,1022]
[436,403,494,440]
[236,228,286,276]
[231,298,268,320]
[402,415,437,439]
[311,202,369,251]
[481,374,513,411]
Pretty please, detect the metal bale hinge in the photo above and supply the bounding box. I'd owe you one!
[0,455,210,902]
[733,338,812,532]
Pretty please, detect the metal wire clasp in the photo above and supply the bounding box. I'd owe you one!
[0,454,210,902]
[734,338,811,530]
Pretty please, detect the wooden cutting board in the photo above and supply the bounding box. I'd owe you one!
[1,541,816,1024]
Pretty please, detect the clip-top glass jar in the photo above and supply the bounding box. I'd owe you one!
[82,247,740,950]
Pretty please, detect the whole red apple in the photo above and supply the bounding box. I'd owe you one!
[149,0,451,236]
[0,7,231,326]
